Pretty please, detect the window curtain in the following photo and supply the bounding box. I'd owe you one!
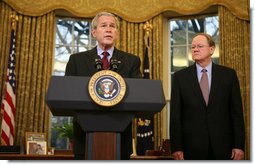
[3,0,249,22]
[218,6,250,159]
[0,2,55,145]
[115,14,164,149]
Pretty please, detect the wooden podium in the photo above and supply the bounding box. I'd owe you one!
[46,76,165,160]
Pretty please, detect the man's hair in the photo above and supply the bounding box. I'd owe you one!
[91,12,119,30]
[195,33,216,47]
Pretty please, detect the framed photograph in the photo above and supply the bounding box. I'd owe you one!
[25,132,46,142]
[25,132,47,154]
[26,141,47,155]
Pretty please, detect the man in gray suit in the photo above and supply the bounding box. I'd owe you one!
[65,12,141,159]
[170,33,245,160]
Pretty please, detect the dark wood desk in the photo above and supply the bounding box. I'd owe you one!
[1,154,174,160]
[0,154,74,160]
[0,150,74,160]
[130,155,173,160]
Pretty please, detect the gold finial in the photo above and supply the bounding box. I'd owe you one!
[143,21,153,48]
[143,21,153,35]
[10,12,18,29]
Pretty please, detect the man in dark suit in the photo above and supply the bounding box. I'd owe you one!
[65,12,141,160]
[170,33,245,160]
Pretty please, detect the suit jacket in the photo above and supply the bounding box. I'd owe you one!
[170,63,245,160]
[65,47,141,160]
[65,47,141,78]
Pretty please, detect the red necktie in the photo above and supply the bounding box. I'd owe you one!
[200,69,209,105]
[102,51,109,70]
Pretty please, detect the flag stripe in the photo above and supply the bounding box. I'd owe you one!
[1,29,16,146]
[3,86,15,112]
[2,101,15,133]
[1,130,9,145]
[4,83,16,115]
[1,119,14,145]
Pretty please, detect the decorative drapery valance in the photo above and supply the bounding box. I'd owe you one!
[4,0,249,22]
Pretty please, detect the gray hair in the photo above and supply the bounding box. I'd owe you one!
[91,12,119,30]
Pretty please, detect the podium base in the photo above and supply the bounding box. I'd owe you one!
[86,132,121,160]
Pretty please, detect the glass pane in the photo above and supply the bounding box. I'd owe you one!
[187,22,197,44]
[54,45,71,75]
[205,16,219,41]
[55,46,72,62]
[188,47,194,66]
[75,46,88,54]
[51,117,73,150]
[56,20,73,46]
[187,18,206,44]
[74,21,90,46]
[53,60,68,76]
[172,46,188,72]
[187,31,196,45]
[187,20,195,32]
[170,20,187,45]
[212,43,220,63]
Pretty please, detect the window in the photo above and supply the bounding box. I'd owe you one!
[170,15,219,75]
[51,18,96,149]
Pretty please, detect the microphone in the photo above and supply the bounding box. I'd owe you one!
[110,58,121,71]
[95,58,103,71]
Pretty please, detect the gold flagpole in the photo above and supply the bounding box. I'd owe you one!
[143,21,153,49]
[10,11,18,30]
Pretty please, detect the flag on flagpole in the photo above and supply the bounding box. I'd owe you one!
[1,29,16,146]
[136,42,154,155]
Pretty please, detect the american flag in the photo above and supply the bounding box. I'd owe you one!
[136,44,154,155]
[1,29,16,145]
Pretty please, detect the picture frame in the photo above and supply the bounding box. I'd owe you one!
[26,141,47,155]
[25,132,47,154]
[25,132,46,142]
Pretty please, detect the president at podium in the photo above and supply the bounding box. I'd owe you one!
[65,11,142,160]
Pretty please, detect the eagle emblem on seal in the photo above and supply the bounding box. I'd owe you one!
[98,79,116,98]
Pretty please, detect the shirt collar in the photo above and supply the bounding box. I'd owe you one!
[97,46,114,58]
[196,62,212,75]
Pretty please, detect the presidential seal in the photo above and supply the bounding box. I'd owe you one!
[88,70,126,107]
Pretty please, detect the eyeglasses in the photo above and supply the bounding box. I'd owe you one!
[190,45,208,50]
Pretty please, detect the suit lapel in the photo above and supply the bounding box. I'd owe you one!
[112,48,124,72]
[86,47,99,75]
[188,64,206,105]
[208,63,221,106]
